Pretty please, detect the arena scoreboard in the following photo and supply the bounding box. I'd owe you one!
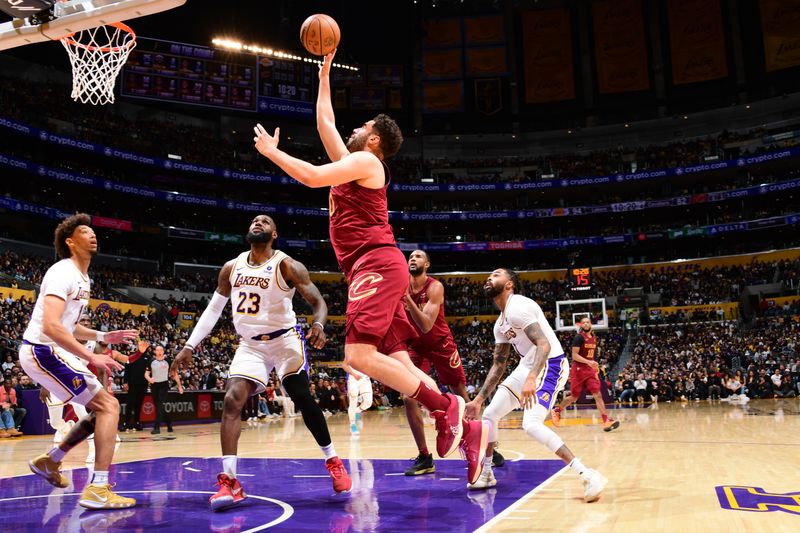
[121,38,314,118]
[567,266,593,294]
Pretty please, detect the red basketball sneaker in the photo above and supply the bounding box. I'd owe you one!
[461,419,489,485]
[209,473,246,512]
[551,406,563,428]
[433,393,464,458]
[326,457,352,493]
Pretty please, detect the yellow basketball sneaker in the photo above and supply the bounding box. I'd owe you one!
[79,483,136,510]
[29,453,69,488]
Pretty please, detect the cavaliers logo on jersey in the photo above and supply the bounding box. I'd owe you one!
[449,349,462,368]
[348,272,384,301]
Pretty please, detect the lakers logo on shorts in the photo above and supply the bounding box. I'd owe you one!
[72,376,83,390]
[541,392,551,403]
[348,272,384,301]
[449,350,462,369]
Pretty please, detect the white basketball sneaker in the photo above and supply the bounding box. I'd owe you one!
[467,466,497,491]
[53,420,75,444]
[582,469,608,503]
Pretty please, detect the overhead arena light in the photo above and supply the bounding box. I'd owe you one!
[212,38,359,71]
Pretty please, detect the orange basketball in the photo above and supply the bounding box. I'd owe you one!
[300,14,340,56]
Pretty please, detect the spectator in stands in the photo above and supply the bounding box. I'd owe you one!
[1,356,14,373]
[619,374,636,404]
[634,373,649,405]
[0,377,25,430]
[707,371,722,400]
[198,365,217,390]
[776,373,796,398]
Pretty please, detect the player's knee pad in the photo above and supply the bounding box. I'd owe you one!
[522,404,563,453]
[482,387,519,443]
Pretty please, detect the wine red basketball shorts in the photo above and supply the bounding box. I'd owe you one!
[345,246,418,354]
[569,364,602,397]
[407,337,466,387]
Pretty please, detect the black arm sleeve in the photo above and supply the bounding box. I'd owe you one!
[571,334,584,349]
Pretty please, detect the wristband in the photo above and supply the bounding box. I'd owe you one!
[96,331,106,343]
[184,344,195,352]
[312,322,325,330]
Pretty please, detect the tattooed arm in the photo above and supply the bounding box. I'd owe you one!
[520,322,552,409]
[464,343,511,420]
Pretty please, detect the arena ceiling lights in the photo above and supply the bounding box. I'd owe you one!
[211,38,359,71]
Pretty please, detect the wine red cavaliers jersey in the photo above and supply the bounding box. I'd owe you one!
[571,330,597,371]
[407,276,454,349]
[329,158,397,276]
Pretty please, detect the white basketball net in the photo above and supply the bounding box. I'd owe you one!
[60,22,136,105]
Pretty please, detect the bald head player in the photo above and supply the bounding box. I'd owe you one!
[402,250,504,475]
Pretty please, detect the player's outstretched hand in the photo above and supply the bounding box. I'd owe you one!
[254,123,279,156]
[318,49,336,79]
[464,398,483,420]
[170,347,194,376]
[104,329,138,345]
[307,322,327,349]
[89,352,123,375]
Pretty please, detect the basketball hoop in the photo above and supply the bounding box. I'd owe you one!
[60,21,136,105]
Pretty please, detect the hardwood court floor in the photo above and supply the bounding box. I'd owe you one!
[1,399,798,532]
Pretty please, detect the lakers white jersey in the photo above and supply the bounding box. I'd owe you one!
[229,250,297,341]
[24,258,91,346]
[493,294,564,367]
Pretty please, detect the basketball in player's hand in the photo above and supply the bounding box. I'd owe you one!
[300,14,340,56]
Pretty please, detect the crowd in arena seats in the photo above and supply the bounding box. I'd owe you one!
[614,318,800,403]
[4,248,800,322]
[0,250,218,299]
[3,75,798,188]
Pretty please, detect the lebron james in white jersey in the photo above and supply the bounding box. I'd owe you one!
[172,215,351,512]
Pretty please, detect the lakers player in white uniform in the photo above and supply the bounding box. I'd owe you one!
[42,315,126,463]
[345,366,373,436]
[172,215,351,512]
[464,268,608,501]
[18,214,138,510]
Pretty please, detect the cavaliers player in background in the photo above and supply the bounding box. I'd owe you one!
[253,49,489,486]
[551,316,619,432]
[172,215,351,511]
[403,250,504,475]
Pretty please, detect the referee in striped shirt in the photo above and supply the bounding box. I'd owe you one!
[145,345,173,434]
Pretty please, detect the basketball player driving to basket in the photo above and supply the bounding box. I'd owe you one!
[253,50,489,486]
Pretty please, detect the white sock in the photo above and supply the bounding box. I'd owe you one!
[91,470,109,485]
[321,443,337,460]
[47,447,66,462]
[483,456,493,472]
[569,457,588,478]
[222,455,237,478]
